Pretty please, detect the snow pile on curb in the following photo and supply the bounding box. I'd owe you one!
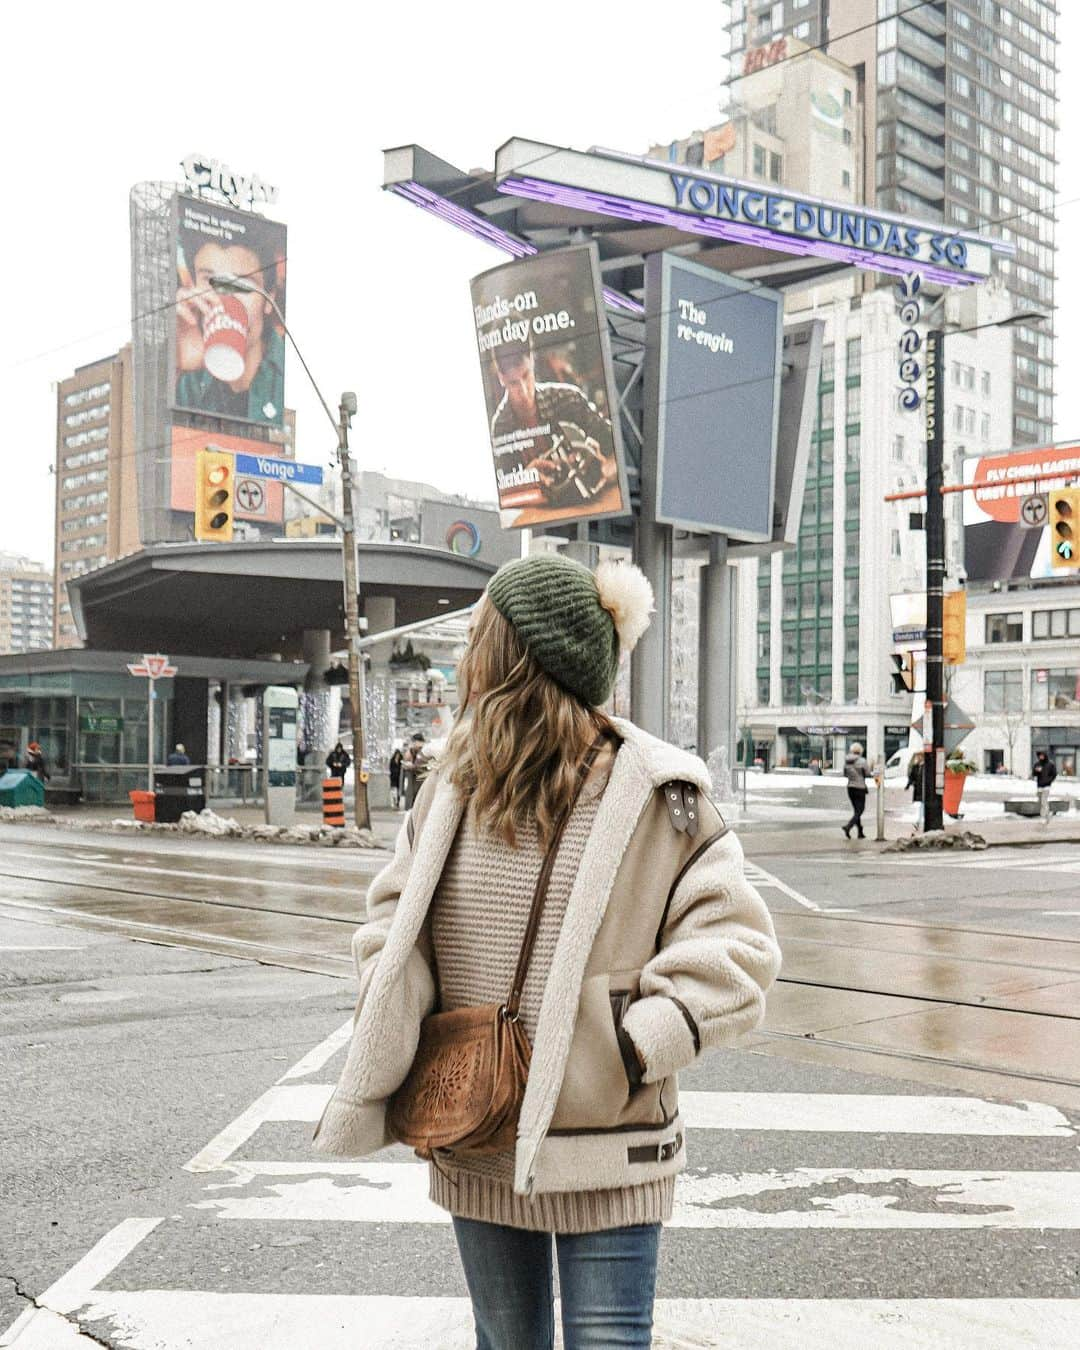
[884,830,988,853]
[0,805,54,822]
[0,805,378,849]
[179,808,244,838]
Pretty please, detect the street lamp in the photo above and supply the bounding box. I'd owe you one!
[922,308,1047,832]
[210,272,371,831]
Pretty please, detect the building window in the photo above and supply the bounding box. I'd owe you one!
[843,88,852,108]
[842,170,852,188]
[1033,608,1080,640]
[769,151,783,183]
[892,436,905,462]
[981,370,991,396]
[757,673,771,704]
[986,612,1023,644]
[753,144,767,177]
[984,668,1023,714]
[890,529,901,559]
[1032,668,1080,712]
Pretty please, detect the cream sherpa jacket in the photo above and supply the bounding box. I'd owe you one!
[313,718,781,1198]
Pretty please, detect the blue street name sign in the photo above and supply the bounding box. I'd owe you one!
[235,454,324,486]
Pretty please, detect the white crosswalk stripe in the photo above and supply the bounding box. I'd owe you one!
[4,1019,1078,1349]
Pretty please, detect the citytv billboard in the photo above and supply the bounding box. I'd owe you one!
[654,255,783,540]
[171,194,287,429]
[470,243,629,531]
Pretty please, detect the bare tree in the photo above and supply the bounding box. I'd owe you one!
[993,705,1027,774]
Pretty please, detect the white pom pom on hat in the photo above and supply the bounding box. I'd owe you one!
[595,559,655,655]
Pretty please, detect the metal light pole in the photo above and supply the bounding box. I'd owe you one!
[921,310,1046,832]
[922,327,946,832]
[210,273,370,829]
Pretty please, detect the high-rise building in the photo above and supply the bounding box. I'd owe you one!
[651,39,861,203]
[53,348,138,648]
[726,0,1057,447]
[53,343,297,649]
[0,555,54,655]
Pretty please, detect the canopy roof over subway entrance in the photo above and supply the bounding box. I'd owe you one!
[68,540,497,659]
[384,136,1011,303]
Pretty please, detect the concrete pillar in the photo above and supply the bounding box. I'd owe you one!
[363,597,397,810]
[697,536,736,766]
[302,629,332,690]
[632,253,672,738]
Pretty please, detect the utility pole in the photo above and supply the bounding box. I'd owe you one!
[922,329,945,832]
[336,392,369,831]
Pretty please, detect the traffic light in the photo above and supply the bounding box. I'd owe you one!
[1050,489,1080,570]
[195,449,234,543]
[943,590,966,666]
[890,651,915,693]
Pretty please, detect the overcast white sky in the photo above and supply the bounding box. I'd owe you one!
[2,2,1076,566]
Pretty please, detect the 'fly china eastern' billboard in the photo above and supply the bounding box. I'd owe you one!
[172,194,287,429]
[470,244,629,531]
[963,445,1080,581]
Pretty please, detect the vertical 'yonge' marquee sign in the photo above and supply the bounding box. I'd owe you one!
[897,273,922,411]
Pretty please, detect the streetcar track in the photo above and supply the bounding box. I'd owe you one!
[0,869,360,926]
[4,870,1079,1028]
[757,1028,1080,1091]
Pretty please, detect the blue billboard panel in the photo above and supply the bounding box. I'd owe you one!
[655,256,783,540]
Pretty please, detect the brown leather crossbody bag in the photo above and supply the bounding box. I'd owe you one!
[387,737,605,1160]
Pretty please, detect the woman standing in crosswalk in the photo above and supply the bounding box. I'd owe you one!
[315,553,781,1349]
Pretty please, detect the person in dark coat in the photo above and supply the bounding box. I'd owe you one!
[325,741,351,781]
[842,743,870,839]
[24,742,49,782]
[1032,750,1057,824]
[389,747,404,808]
[906,751,924,803]
[166,743,191,766]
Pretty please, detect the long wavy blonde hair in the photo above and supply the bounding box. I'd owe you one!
[440,597,612,849]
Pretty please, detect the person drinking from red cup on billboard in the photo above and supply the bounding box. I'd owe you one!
[175,234,285,426]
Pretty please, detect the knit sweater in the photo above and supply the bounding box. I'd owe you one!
[427,747,676,1233]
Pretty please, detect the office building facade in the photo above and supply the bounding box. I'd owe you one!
[727,0,1057,447]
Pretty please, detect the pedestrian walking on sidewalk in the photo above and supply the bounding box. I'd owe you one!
[314,553,781,1350]
[325,740,351,781]
[1032,750,1057,824]
[843,742,871,839]
[24,741,49,782]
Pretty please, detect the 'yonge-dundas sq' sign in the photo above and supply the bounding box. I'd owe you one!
[495,140,1008,286]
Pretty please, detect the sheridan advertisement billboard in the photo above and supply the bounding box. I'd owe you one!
[470,244,629,531]
[963,445,1080,582]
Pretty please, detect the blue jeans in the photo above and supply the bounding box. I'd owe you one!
[452,1217,660,1349]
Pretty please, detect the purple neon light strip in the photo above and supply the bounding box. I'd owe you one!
[390,182,646,315]
[499,176,976,288]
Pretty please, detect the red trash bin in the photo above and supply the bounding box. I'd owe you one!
[129,789,156,822]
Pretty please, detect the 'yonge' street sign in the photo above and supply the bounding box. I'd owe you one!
[494,140,1008,285]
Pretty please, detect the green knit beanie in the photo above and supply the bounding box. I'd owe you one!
[486,554,654,707]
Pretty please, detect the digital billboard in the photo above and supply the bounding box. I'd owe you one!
[654,255,783,540]
[168,427,285,527]
[172,194,287,428]
[470,244,629,531]
[963,445,1080,582]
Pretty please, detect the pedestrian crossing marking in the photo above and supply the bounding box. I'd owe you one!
[744,861,822,911]
[6,1290,1080,1350]
[191,1162,1080,1230]
[7,1015,1079,1350]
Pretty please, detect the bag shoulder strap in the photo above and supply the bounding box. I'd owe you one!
[503,734,607,1021]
